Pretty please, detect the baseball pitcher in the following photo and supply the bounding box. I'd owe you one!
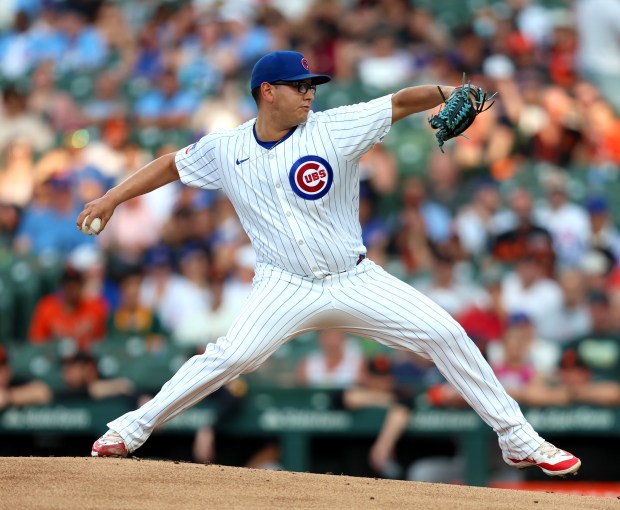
[79,51,580,478]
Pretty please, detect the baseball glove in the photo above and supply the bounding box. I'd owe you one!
[428,73,496,152]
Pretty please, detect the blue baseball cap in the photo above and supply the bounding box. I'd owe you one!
[506,312,532,327]
[250,51,331,91]
[144,245,173,268]
[585,196,608,215]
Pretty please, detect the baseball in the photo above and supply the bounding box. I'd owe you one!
[82,216,102,235]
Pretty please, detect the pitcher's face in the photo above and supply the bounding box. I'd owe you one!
[269,80,316,126]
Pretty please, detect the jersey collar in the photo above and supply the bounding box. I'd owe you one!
[252,124,297,150]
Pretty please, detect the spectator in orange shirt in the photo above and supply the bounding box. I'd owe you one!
[28,265,108,351]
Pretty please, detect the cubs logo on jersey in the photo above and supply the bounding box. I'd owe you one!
[289,155,333,200]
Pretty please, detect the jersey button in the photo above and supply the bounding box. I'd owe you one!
[297,240,304,245]
[285,211,291,217]
[312,267,318,272]
[275,183,281,189]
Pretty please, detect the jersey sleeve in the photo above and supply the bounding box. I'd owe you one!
[175,135,223,190]
[318,94,393,160]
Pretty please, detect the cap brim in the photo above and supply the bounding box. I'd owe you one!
[282,74,332,85]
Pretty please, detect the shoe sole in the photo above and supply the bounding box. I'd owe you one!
[541,459,581,478]
[91,451,128,458]
[91,446,129,458]
[514,459,581,478]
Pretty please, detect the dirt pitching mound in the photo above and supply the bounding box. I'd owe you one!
[0,457,614,509]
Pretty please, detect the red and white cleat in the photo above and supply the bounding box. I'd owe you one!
[507,442,581,477]
[91,430,128,458]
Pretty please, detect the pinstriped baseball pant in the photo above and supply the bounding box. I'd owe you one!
[108,259,544,460]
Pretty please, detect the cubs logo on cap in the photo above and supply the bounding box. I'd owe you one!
[289,156,333,200]
[250,51,331,91]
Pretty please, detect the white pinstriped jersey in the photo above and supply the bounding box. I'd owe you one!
[175,94,393,278]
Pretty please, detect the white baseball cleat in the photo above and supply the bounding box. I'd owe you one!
[91,430,128,458]
[506,441,581,477]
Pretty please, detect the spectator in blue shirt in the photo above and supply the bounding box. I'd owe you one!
[28,7,70,67]
[0,10,34,79]
[14,173,95,256]
[135,68,200,129]
[132,20,165,82]
[55,8,108,74]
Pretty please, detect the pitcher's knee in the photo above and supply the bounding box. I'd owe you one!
[450,322,469,341]
[218,351,258,374]
[200,334,277,376]
[195,341,251,375]
[430,320,469,346]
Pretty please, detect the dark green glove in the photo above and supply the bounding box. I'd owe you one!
[428,74,496,153]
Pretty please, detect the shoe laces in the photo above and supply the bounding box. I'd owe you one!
[101,431,123,444]
[537,442,562,459]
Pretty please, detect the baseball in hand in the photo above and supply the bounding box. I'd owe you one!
[82,216,102,235]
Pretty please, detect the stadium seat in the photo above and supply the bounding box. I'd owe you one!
[0,276,14,341]
[122,76,151,102]
[69,74,96,103]
[7,341,64,390]
[35,253,65,297]
[119,355,176,392]
[8,257,41,342]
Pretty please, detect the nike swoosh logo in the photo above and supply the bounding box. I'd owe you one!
[236,157,250,165]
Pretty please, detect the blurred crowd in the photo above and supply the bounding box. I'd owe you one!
[1,0,620,478]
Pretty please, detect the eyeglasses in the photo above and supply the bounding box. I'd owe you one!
[270,81,317,95]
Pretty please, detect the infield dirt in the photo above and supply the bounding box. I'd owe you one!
[0,457,616,509]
